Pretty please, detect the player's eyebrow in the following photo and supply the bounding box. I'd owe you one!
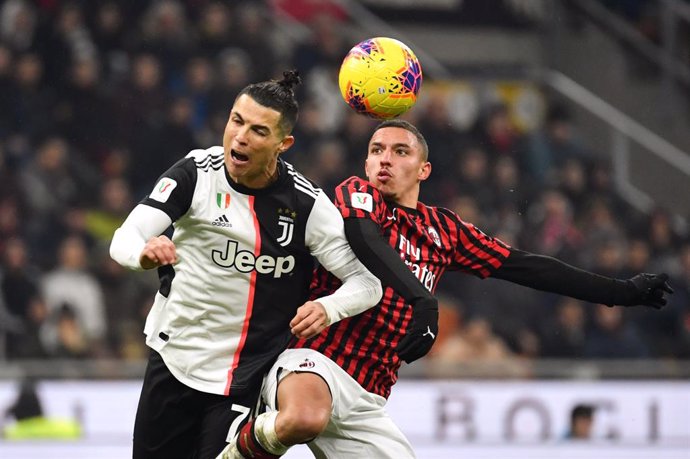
[370,141,411,149]
[231,111,272,135]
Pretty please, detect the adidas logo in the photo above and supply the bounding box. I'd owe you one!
[212,215,232,227]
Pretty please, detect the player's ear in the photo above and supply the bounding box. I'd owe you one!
[418,161,431,181]
[278,135,294,154]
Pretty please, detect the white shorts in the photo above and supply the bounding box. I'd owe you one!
[262,348,415,459]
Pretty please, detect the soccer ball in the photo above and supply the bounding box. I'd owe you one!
[338,37,423,119]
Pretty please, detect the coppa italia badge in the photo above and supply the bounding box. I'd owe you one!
[299,359,315,369]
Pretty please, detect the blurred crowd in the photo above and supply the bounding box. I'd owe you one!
[0,0,689,366]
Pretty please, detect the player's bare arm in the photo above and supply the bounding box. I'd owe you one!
[290,301,329,339]
[139,235,178,270]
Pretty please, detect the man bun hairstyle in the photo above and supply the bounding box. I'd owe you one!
[237,70,301,134]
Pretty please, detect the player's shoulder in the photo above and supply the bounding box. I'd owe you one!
[282,160,322,200]
[337,176,384,199]
[185,146,225,171]
[423,202,463,224]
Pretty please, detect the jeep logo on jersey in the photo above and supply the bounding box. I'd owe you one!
[212,239,295,277]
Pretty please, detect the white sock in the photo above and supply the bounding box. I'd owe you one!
[254,411,289,456]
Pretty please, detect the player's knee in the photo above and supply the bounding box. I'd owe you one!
[281,405,330,442]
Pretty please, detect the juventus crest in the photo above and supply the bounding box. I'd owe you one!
[277,208,296,246]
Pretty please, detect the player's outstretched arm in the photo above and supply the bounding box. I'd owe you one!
[110,205,174,270]
[492,249,674,308]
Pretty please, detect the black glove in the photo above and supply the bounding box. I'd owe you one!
[395,297,439,364]
[616,273,674,309]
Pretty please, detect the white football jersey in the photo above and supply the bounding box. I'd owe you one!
[137,147,365,395]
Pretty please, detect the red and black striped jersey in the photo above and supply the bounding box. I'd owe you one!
[291,176,512,398]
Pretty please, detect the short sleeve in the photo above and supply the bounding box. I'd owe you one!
[139,157,197,222]
[333,176,388,225]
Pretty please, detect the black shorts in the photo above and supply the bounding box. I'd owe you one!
[133,350,261,459]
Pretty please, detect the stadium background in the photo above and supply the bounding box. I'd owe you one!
[0,0,688,457]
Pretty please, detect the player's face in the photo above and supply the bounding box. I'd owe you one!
[365,126,431,208]
[223,94,294,188]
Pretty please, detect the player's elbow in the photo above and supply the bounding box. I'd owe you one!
[367,272,383,304]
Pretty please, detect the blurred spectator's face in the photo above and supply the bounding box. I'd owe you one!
[493,156,519,187]
[458,148,487,182]
[365,127,430,208]
[101,178,131,213]
[559,299,584,329]
[571,415,593,439]
[561,159,586,193]
[627,239,650,271]
[595,304,623,331]
[72,59,99,88]
[543,190,570,219]
[465,318,491,344]
[97,3,122,33]
[132,55,161,90]
[37,138,68,171]
[450,195,481,226]
[186,58,212,91]
[681,245,690,275]
[3,237,27,269]
[595,243,623,271]
[201,3,230,35]
[0,46,12,75]
[15,54,42,87]
[59,237,88,270]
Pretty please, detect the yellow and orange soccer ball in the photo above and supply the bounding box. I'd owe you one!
[338,37,423,119]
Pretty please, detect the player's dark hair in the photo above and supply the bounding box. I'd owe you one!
[374,119,429,161]
[237,70,301,135]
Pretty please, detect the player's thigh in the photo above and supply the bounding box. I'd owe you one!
[133,351,198,459]
[277,371,331,414]
[196,389,260,459]
[309,412,415,459]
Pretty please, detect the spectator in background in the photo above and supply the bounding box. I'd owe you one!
[196,2,237,58]
[584,304,649,359]
[471,102,526,166]
[0,45,15,137]
[646,207,682,274]
[84,177,133,246]
[130,96,197,195]
[40,234,107,357]
[40,2,97,90]
[540,297,587,358]
[527,103,590,184]
[52,303,90,359]
[12,53,55,140]
[89,1,128,82]
[522,189,583,264]
[565,404,595,440]
[114,53,167,153]
[136,0,194,84]
[22,137,85,266]
[1,237,46,359]
[209,48,252,118]
[454,145,494,210]
[58,56,113,160]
